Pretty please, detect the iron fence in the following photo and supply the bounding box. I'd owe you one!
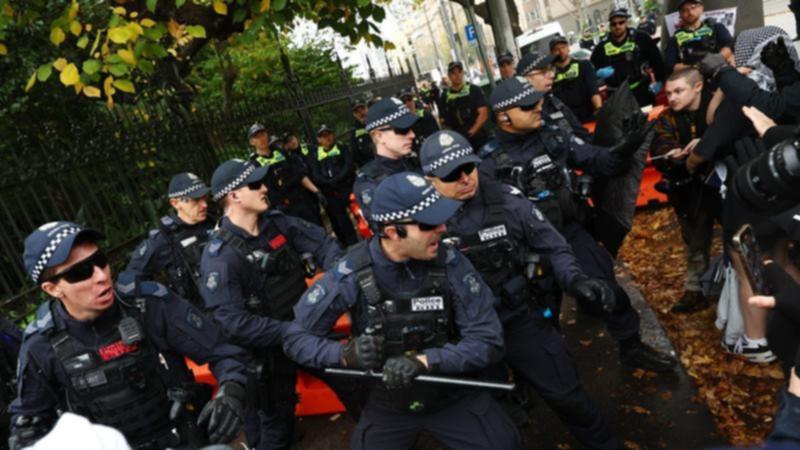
[0,73,414,319]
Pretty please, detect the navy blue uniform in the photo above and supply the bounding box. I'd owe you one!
[352,155,422,221]
[9,277,249,448]
[250,151,322,226]
[198,211,343,450]
[444,180,620,448]
[308,143,359,246]
[284,239,521,450]
[1,318,21,447]
[483,127,641,342]
[126,214,214,306]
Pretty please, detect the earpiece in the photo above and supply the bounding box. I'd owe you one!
[502,112,512,124]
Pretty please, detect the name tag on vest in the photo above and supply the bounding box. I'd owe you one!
[549,112,565,120]
[478,224,508,242]
[411,296,445,312]
[531,154,553,171]
[180,236,198,247]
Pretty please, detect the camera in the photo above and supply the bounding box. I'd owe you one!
[732,132,800,214]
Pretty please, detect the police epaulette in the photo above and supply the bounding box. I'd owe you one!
[444,244,459,265]
[159,215,177,230]
[115,270,169,299]
[478,139,502,158]
[24,301,55,336]
[206,237,225,256]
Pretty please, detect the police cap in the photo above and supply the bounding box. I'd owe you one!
[516,52,557,76]
[498,51,514,64]
[365,97,420,132]
[489,76,546,112]
[211,159,269,202]
[549,35,569,51]
[24,221,105,284]
[420,130,481,178]
[248,123,266,139]
[447,61,464,73]
[608,8,631,21]
[678,0,702,9]
[317,124,334,136]
[167,172,211,199]
[370,172,462,225]
[397,88,414,100]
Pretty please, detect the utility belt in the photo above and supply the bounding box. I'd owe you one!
[130,382,212,450]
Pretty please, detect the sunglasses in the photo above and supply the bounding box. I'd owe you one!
[610,20,627,27]
[377,126,413,136]
[393,221,439,232]
[440,163,477,183]
[47,250,109,284]
[247,179,266,190]
[519,103,540,112]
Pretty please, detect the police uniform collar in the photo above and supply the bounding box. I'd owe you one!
[53,297,122,329]
[368,238,424,272]
[219,215,269,240]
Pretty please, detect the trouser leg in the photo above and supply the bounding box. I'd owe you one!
[424,391,523,450]
[563,221,640,341]
[503,313,621,449]
[324,192,358,246]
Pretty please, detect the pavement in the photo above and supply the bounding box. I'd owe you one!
[290,266,720,450]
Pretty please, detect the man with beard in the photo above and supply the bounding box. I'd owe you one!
[550,35,602,123]
[664,0,733,74]
[350,99,375,167]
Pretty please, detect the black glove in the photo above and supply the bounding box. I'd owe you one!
[763,262,800,308]
[314,190,328,208]
[9,415,52,450]
[197,382,245,444]
[341,335,384,369]
[761,37,792,74]
[382,354,427,389]
[699,52,728,79]
[569,277,616,312]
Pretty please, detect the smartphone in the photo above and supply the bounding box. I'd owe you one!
[731,224,766,295]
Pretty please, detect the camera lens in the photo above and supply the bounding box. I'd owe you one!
[733,137,800,212]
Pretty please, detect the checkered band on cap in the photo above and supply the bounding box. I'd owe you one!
[423,147,473,174]
[371,190,443,223]
[366,105,412,131]
[520,55,550,76]
[30,226,80,283]
[493,85,538,111]
[213,164,256,201]
[168,183,206,198]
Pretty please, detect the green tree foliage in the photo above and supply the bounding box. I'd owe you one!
[0,0,388,107]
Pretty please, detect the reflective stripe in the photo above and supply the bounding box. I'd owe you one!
[554,62,580,83]
[355,128,368,137]
[317,145,341,161]
[603,39,635,56]
[446,84,471,101]
[417,109,425,118]
[675,24,713,48]
[255,150,286,167]
[300,143,309,156]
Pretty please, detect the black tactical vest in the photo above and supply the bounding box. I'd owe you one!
[213,221,307,321]
[675,20,718,65]
[158,216,210,306]
[443,182,523,304]
[347,242,459,413]
[48,302,180,448]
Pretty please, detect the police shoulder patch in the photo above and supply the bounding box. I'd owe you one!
[360,189,373,206]
[136,241,148,257]
[505,185,524,197]
[336,260,353,276]
[463,272,481,295]
[207,239,224,256]
[24,301,54,336]
[148,229,160,239]
[140,281,168,298]
[185,308,204,330]
[205,272,220,292]
[305,283,327,306]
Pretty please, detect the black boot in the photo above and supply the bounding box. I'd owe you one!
[620,337,677,372]
[670,290,709,314]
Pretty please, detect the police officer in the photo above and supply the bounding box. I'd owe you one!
[550,35,603,123]
[1,317,21,448]
[484,77,677,372]
[517,52,591,141]
[398,87,439,152]
[591,8,665,107]
[498,51,516,80]
[248,123,325,226]
[126,172,214,307]
[199,159,343,450]
[421,130,622,448]
[439,61,491,149]
[284,172,521,450]
[664,0,733,75]
[10,221,250,450]
[350,99,375,167]
[580,29,595,51]
[352,97,422,221]
[309,124,359,246]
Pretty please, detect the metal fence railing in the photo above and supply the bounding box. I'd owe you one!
[0,73,415,319]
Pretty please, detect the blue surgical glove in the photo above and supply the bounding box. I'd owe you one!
[649,81,663,95]
[596,66,615,79]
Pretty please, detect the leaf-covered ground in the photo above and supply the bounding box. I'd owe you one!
[617,207,785,446]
